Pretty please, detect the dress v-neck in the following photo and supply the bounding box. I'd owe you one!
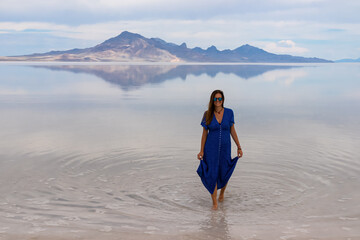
[214,108,225,125]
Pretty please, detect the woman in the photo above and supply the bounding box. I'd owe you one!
[197,90,243,210]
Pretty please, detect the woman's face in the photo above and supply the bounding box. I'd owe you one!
[213,93,223,107]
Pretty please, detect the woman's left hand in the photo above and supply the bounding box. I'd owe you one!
[238,148,243,158]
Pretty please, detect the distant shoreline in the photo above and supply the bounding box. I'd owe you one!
[0,61,337,66]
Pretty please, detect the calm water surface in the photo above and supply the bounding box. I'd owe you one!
[0,63,359,239]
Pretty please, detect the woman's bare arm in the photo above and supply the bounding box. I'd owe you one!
[197,128,208,160]
[230,124,243,158]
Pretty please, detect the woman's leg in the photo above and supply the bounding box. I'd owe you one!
[218,183,227,202]
[211,184,218,210]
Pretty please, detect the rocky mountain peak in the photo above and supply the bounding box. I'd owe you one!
[206,45,218,52]
[180,43,187,48]
[96,31,146,49]
[234,44,266,54]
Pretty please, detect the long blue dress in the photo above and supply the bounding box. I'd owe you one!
[197,107,239,194]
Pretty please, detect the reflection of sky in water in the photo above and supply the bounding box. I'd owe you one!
[0,63,360,238]
[0,63,359,106]
[1,63,359,152]
[0,62,359,165]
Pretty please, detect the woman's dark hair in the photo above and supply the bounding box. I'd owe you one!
[205,89,224,125]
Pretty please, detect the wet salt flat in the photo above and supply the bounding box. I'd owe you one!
[0,62,359,239]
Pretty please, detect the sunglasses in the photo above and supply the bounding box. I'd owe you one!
[213,97,223,102]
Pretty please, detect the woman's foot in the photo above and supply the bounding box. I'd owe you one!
[212,204,218,210]
[218,184,227,202]
[218,194,224,202]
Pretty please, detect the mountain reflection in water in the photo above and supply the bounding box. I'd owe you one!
[32,64,299,90]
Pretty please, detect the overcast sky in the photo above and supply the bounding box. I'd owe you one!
[0,0,359,60]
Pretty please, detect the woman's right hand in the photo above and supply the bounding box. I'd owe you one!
[197,151,204,160]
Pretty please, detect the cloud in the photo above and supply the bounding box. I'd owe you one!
[326,28,346,32]
[278,40,296,48]
[0,88,28,95]
[1,0,360,25]
[261,40,309,55]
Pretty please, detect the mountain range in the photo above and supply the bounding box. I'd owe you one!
[335,58,360,63]
[32,64,300,90]
[0,31,332,63]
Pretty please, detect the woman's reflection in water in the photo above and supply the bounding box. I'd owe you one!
[199,207,232,240]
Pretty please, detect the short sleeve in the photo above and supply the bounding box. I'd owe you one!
[230,109,235,126]
[201,112,209,130]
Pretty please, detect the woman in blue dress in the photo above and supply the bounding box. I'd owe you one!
[197,90,243,210]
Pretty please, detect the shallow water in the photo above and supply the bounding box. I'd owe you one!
[0,62,359,239]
